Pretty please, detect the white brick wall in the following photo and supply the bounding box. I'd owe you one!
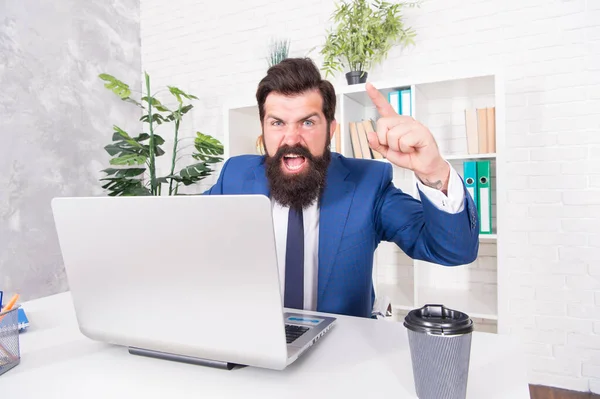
[141,0,600,393]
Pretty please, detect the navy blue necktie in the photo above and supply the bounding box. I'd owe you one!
[284,207,304,309]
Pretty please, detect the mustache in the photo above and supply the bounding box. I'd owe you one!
[271,144,314,162]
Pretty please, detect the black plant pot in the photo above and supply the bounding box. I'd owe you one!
[346,71,368,85]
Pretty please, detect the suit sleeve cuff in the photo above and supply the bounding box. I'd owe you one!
[415,161,465,214]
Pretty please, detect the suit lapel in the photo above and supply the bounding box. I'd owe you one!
[317,155,355,304]
[243,158,270,197]
[244,155,356,306]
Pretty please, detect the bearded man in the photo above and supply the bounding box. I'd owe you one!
[205,57,479,318]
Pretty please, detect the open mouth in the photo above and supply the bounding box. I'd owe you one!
[282,154,307,173]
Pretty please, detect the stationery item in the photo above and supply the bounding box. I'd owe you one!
[361,120,384,159]
[349,122,363,158]
[387,88,412,116]
[0,306,21,375]
[476,160,492,234]
[0,292,27,330]
[486,107,496,153]
[18,308,29,331]
[356,120,373,159]
[463,161,478,210]
[477,108,488,154]
[388,90,400,114]
[0,294,19,324]
[464,109,478,154]
[404,304,474,399]
[1,293,19,312]
[400,88,412,116]
[464,107,496,154]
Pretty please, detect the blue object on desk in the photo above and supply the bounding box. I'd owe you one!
[18,308,29,332]
[1,291,29,332]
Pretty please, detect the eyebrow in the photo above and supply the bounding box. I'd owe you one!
[266,112,321,122]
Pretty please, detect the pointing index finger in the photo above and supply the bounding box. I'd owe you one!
[366,82,397,118]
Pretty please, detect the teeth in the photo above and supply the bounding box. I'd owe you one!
[283,154,306,171]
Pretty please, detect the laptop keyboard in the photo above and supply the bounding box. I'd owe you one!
[285,324,310,344]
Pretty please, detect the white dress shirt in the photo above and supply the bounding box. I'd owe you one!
[272,163,466,311]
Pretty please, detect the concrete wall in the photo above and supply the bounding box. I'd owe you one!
[0,0,141,300]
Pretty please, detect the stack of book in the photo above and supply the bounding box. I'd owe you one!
[465,107,496,154]
[348,120,385,160]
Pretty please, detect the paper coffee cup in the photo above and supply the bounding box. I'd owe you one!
[404,304,474,399]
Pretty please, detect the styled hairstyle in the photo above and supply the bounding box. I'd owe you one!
[256,57,336,125]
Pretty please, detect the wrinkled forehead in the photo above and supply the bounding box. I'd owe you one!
[264,90,324,120]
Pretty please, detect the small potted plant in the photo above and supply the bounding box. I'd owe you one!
[320,0,418,85]
[266,37,291,68]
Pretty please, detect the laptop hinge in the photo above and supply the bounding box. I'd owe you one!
[128,347,241,370]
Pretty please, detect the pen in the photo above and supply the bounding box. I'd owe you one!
[1,294,18,313]
[0,294,19,324]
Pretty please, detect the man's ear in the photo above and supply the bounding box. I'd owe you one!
[256,134,266,155]
[329,119,338,139]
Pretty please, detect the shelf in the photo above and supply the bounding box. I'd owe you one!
[223,69,505,330]
[416,287,498,320]
[445,153,496,161]
[371,152,496,166]
[344,85,411,107]
[335,70,497,96]
[480,234,497,241]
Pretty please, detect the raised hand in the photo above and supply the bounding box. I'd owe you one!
[365,82,450,192]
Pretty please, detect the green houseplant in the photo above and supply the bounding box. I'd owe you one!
[320,0,419,84]
[98,72,223,196]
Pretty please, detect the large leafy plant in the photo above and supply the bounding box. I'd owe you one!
[98,72,223,196]
[320,0,419,78]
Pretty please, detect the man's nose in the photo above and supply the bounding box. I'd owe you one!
[283,125,302,146]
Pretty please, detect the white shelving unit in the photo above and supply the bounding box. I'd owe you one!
[223,69,506,333]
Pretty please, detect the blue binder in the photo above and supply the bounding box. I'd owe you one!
[387,88,412,116]
[463,161,478,210]
[388,91,400,114]
[400,88,412,116]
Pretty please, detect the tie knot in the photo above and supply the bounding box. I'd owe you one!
[289,206,303,222]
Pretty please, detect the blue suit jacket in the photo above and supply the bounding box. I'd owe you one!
[205,153,479,318]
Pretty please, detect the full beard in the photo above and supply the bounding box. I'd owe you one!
[265,143,331,210]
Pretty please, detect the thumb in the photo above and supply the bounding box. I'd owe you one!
[367,130,388,158]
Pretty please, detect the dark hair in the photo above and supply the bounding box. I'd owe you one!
[256,57,336,125]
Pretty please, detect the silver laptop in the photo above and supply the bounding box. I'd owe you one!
[50,194,336,370]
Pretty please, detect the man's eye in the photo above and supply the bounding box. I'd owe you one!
[303,120,314,127]
[272,121,283,126]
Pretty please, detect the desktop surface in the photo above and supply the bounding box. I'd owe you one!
[1,292,531,398]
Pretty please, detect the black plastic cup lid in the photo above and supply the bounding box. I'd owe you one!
[404,304,474,335]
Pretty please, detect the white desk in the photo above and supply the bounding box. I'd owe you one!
[1,292,530,398]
